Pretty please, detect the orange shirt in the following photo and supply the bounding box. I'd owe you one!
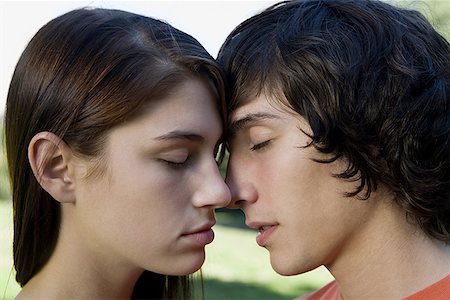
[298,275,450,300]
[404,274,450,300]
[297,281,341,300]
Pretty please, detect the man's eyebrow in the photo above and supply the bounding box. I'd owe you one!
[154,130,204,142]
[228,112,281,137]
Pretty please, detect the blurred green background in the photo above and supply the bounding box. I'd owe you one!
[1,1,449,299]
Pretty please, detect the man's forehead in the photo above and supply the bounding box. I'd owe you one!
[229,91,292,121]
[230,83,284,114]
[229,94,268,121]
[226,93,293,138]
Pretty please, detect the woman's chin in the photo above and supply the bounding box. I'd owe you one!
[158,251,206,276]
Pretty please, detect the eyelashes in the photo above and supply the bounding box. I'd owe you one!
[250,140,272,151]
[160,157,191,169]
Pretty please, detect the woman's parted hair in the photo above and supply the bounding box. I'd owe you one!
[5,7,226,298]
[218,0,450,243]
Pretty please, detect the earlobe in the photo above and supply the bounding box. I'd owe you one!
[28,132,76,203]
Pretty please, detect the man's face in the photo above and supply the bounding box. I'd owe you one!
[225,93,379,275]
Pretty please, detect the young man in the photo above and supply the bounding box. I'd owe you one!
[218,0,450,299]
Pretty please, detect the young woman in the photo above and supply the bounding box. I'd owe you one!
[5,7,230,299]
[219,0,450,299]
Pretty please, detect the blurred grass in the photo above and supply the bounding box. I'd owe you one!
[0,121,10,201]
[0,124,17,299]
[0,201,18,300]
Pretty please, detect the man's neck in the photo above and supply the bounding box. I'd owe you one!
[327,197,450,300]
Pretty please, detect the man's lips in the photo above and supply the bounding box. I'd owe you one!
[246,221,278,231]
[247,221,278,247]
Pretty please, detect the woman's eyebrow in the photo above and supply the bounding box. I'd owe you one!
[154,130,204,142]
[228,112,281,138]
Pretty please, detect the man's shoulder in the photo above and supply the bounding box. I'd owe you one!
[296,280,342,300]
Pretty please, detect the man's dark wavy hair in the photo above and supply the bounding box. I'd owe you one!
[218,0,450,243]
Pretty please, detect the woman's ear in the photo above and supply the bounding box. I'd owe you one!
[28,132,76,203]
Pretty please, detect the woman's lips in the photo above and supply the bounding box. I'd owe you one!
[183,229,215,245]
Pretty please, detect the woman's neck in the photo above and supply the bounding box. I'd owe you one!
[16,210,143,299]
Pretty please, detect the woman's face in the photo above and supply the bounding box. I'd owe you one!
[69,78,231,276]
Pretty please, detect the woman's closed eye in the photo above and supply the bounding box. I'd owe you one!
[160,156,192,169]
[158,149,191,169]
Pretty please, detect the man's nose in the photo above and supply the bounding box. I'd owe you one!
[225,156,258,209]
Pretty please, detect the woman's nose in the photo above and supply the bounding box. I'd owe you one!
[192,160,231,209]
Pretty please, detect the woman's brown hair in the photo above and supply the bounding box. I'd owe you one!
[5,7,226,299]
